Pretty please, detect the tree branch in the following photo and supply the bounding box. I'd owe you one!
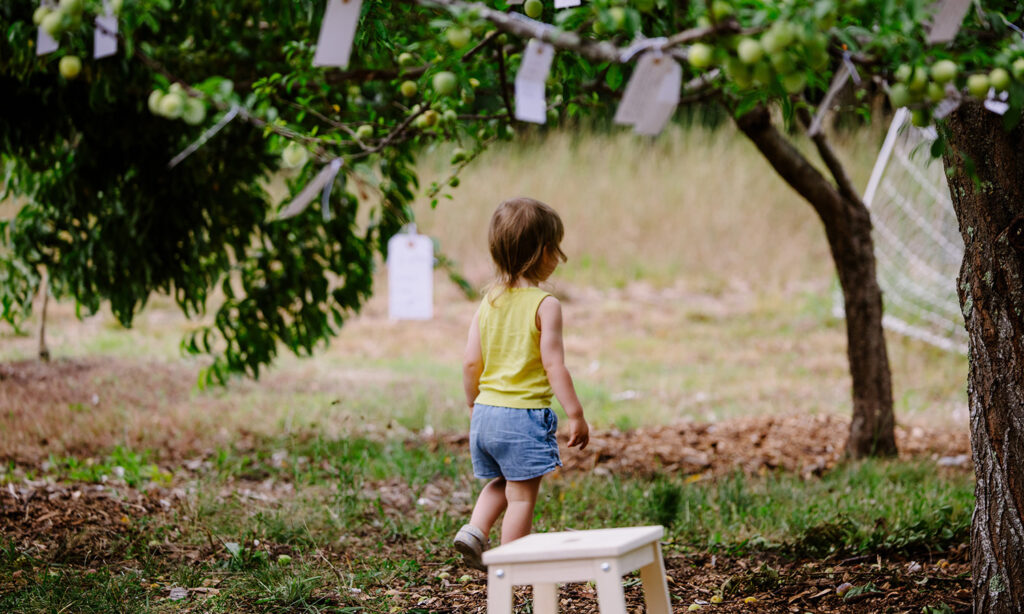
[797,106,862,203]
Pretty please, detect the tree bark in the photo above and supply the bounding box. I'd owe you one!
[735,105,896,458]
[944,100,1024,614]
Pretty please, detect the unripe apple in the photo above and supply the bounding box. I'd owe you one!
[400,80,418,98]
[608,7,627,31]
[398,52,416,67]
[158,93,185,119]
[169,82,185,96]
[41,11,65,38]
[688,43,714,69]
[926,81,946,103]
[33,6,50,25]
[59,0,83,16]
[769,51,796,74]
[446,27,471,49]
[966,73,990,98]
[930,59,957,84]
[911,109,930,127]
[887,83,910,108]
[634,0,655,13]
[1012,57,1024,81]
[442,109,457,124]
[895,63,913,83]
[724,57,751,88]
[432,71,458,96]
[460,88,475,104]
[907,66,928,94]
[752,61,774,86]
[355,124,374,140]
[182,98,206,125]
[281,142,309,169]
[989,67,1011,91]
[58,55,81,79]
[710,0,732,20]
[781,71,806,95]
[110,0,123,15]
[421,109,440,127]
[737,38,763,65]
[147,90,164,114]
[524,0,543,19]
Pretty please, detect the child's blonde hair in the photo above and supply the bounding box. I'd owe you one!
[488,197,567,290]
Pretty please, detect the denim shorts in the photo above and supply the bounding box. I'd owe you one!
[469,403,562,481]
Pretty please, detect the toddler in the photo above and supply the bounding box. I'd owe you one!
[453,197,589,571]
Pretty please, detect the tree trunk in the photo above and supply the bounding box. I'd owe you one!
[735,105,896,458]
[944,100,1024,614]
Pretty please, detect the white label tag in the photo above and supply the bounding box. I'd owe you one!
[313,0,362,68]
[554,0,581,7]
[506,0,524,4]
[927,0,972,44]
[634,59,681,135]
[37,27,59,56]
[614,53,680,135]
[388,232,434,321]
[514,39,554,124]
[94,13,118,59]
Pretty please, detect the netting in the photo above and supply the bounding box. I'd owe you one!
[834,108,967,353]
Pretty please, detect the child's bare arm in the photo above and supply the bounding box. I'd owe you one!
[538,296,589,450]
[463,310,483,410]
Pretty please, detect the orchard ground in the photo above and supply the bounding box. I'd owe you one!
[1,127,973,612]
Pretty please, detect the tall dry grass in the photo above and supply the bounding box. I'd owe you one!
[414,124,882,293]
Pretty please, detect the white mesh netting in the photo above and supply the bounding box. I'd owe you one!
[835,108,967,353]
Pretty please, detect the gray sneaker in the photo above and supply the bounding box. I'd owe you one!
[453,524,488,571]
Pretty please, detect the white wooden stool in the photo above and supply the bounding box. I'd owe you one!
[481,525,671,614]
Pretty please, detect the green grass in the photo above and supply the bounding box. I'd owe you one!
[0,432,972,613]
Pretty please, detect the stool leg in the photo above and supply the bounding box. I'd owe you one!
[533,582,558,614]
[639,544,672,614]
[487,569,513,614]
[594,565,627,614]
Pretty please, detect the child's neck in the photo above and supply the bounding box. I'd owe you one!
[511,279,540,288]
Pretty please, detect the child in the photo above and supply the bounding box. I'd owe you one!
[454,197,590,571]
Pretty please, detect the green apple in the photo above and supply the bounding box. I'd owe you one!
[446,27,471,49]
[398,52,416,67]
[59,0,83,16]
[400,80,418,98]
[442,109,457,124]
[355,124,374,140]
[460,88,475,104]
[524,0,543,19]
[908,66,928,93]
[421,109,440,127]
[147,89,164,114]
[781,71,806,95]
[281,142,308,169]
[33,6,50,25]
[158,93,185,119]
[592,19,606,36]
[894,63,913,83]
[724,57,752,89]
[887,83,910,108]
[752,61,774,86]
[966,73,990,98]
[182,98,206,125]
[737,38,763,65]
[1011,57,1024,80]
[989,67,1011,91]
[608,7,627,31]
[926,81,946,103]
[468,77,480,88]
[930,59,958,85]
[58,55,81,79]
[432,71,458,96]
[347,85,361,98]
[710,0,732,20]
[769,51,796,74]
[110,0,123,15]
[41,11,66,38]
[688,43,714,69]
[169,82,185,96]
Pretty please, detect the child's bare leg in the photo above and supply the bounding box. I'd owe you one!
[469,477,508,536]
[501,476,543,544]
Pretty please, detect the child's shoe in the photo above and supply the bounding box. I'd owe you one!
[453,524,488,571]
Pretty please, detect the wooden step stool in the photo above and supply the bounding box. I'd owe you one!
[481,525,671,614]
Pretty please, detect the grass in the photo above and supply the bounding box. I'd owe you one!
[0,433,973,613]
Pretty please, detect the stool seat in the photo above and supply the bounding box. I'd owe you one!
[481,525,671,614]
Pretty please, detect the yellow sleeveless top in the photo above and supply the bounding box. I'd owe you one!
[475,287,553,409]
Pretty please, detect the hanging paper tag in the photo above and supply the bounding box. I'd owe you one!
[506,0,524,4]
[614,53,680,135]
[312,0,363,68]
[633,59,681,135]
[168,105,240,169]
[514,39,555,124]
[319,158,344,221]
[387,229,434,321]
[984,90,1010,116]
[927,0,971,44]
[37,0,59,56]
[94,3,118,59]
[277,157,344,220]
[554,0,581,8]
